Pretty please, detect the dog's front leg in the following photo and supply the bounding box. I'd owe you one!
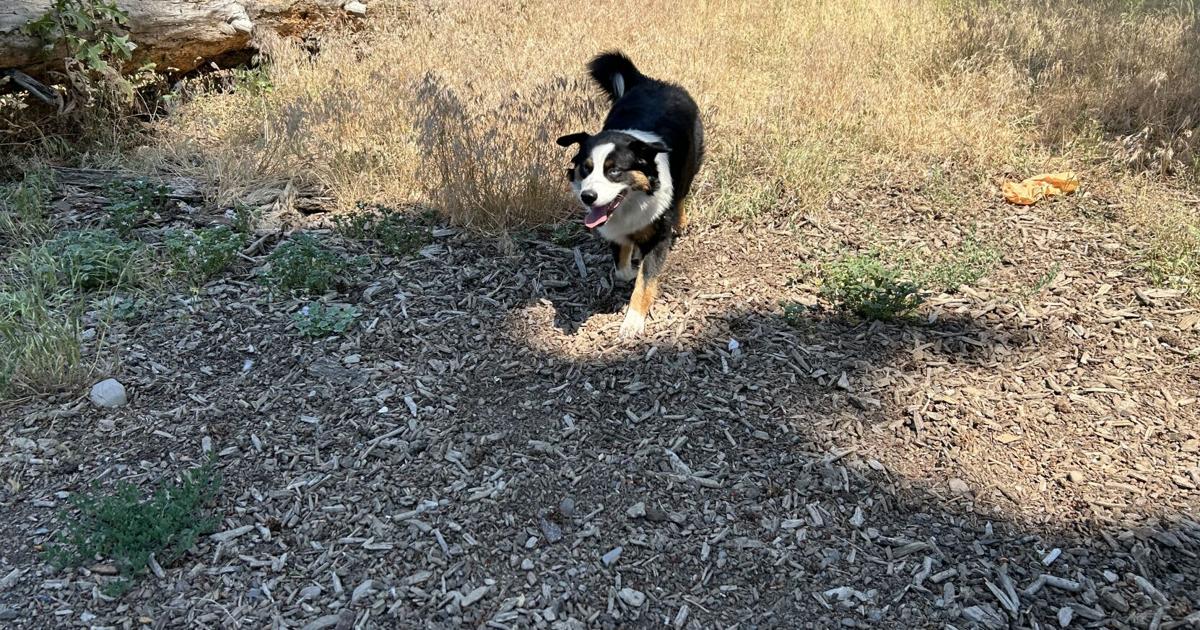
[612,242,636,282]
[620,235,671,337]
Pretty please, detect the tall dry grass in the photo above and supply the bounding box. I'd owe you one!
[146,0,1200,231]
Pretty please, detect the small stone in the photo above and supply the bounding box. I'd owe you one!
[1066,470,1084,483]
[461,585,489,607]
[538,515,562,543]
[559,497,575,518]
[1057,605,1073,627]
[626,502,646,519]
[89,379,127,408]
[343,354,361,365]
[299,585,322,601]
[201,436,213,454]
[601,546,623,566]
[849,507,865,528]
[351,579,376,604]
[962,605,1005,629]
[343,1,366,15]
[9,437,36,452]
[618,587,645,607]
[1102,570,1119,583]
[948,478,970,495]
[520,559,534,571]
[1099,588,1129,613]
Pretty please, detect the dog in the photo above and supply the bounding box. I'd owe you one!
[557,51,704,337]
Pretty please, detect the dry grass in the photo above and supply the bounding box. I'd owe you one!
[128,0,1199,240]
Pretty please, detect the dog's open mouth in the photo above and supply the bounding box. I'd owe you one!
[583,192,626,229]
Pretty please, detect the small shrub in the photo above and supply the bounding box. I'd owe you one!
[45,461,221,595]
[164,226,245,283]
[229,203,260,236]
[292,302,359,337]
[43,229,141,291]
[263,234,361,295]
[332,205,428,257]
[820,254,925,321]
[105,179,171,236]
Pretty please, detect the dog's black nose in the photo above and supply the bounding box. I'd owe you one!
[580,190,597,205]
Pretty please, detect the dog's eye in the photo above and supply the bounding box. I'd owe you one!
[606,168,622,179]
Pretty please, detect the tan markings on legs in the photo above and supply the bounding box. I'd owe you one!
[621,264,659,337]
[677,200,688,231]
[615,242,636,282]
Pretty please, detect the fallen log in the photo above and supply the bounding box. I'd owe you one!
[0,0,359,81]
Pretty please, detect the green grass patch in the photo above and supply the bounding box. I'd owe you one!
[45,460,221,596]
[0,283,88,397]
[42,229,143,291]
[263,233,363,295]
[164,225,245,284]
[0,173,53,250]
[332,205,429,258]
[105,179,171,236]
[293,302,360,337]
[819,253,927,321]
[798,234,1001,321]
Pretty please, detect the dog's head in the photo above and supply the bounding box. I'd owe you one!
[556,131,668,229]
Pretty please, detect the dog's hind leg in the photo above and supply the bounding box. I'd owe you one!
[620,235,671,337]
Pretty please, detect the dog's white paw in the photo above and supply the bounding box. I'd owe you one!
[619,310,646,338]
[614,266,637,282]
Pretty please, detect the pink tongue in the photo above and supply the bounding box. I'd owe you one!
[584,206,609,228]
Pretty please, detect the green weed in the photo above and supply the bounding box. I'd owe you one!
[45,460,221,595]
[819,253,926,321]
[332,205,429,257]
[105,179,170,236]
[164,226,245,283]
[292,302,359,337]
[263,233,362,295]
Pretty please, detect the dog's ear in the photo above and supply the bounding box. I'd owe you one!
[630,139,669,158]
[556,132,590,147]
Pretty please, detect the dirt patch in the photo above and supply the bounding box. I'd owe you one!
[0,196,1197,628]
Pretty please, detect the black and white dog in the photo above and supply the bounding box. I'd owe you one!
[557,51,704,337]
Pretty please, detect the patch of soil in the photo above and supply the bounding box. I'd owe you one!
[0,195,1197,628]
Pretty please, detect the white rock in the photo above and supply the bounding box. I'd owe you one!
[89,379,127,408]
[618,588,645,607]
[351,579,376,603]
[461,585,490,607]
[626,502,646,518]
[948,478,970,495]
[9,437,37,452]
[344,1,367,15]
[601,546,622,566]
[849,506,866,528]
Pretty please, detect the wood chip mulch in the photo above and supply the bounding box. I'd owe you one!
[0,191,1197,629]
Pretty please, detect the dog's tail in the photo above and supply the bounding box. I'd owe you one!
[587,51,645,102]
